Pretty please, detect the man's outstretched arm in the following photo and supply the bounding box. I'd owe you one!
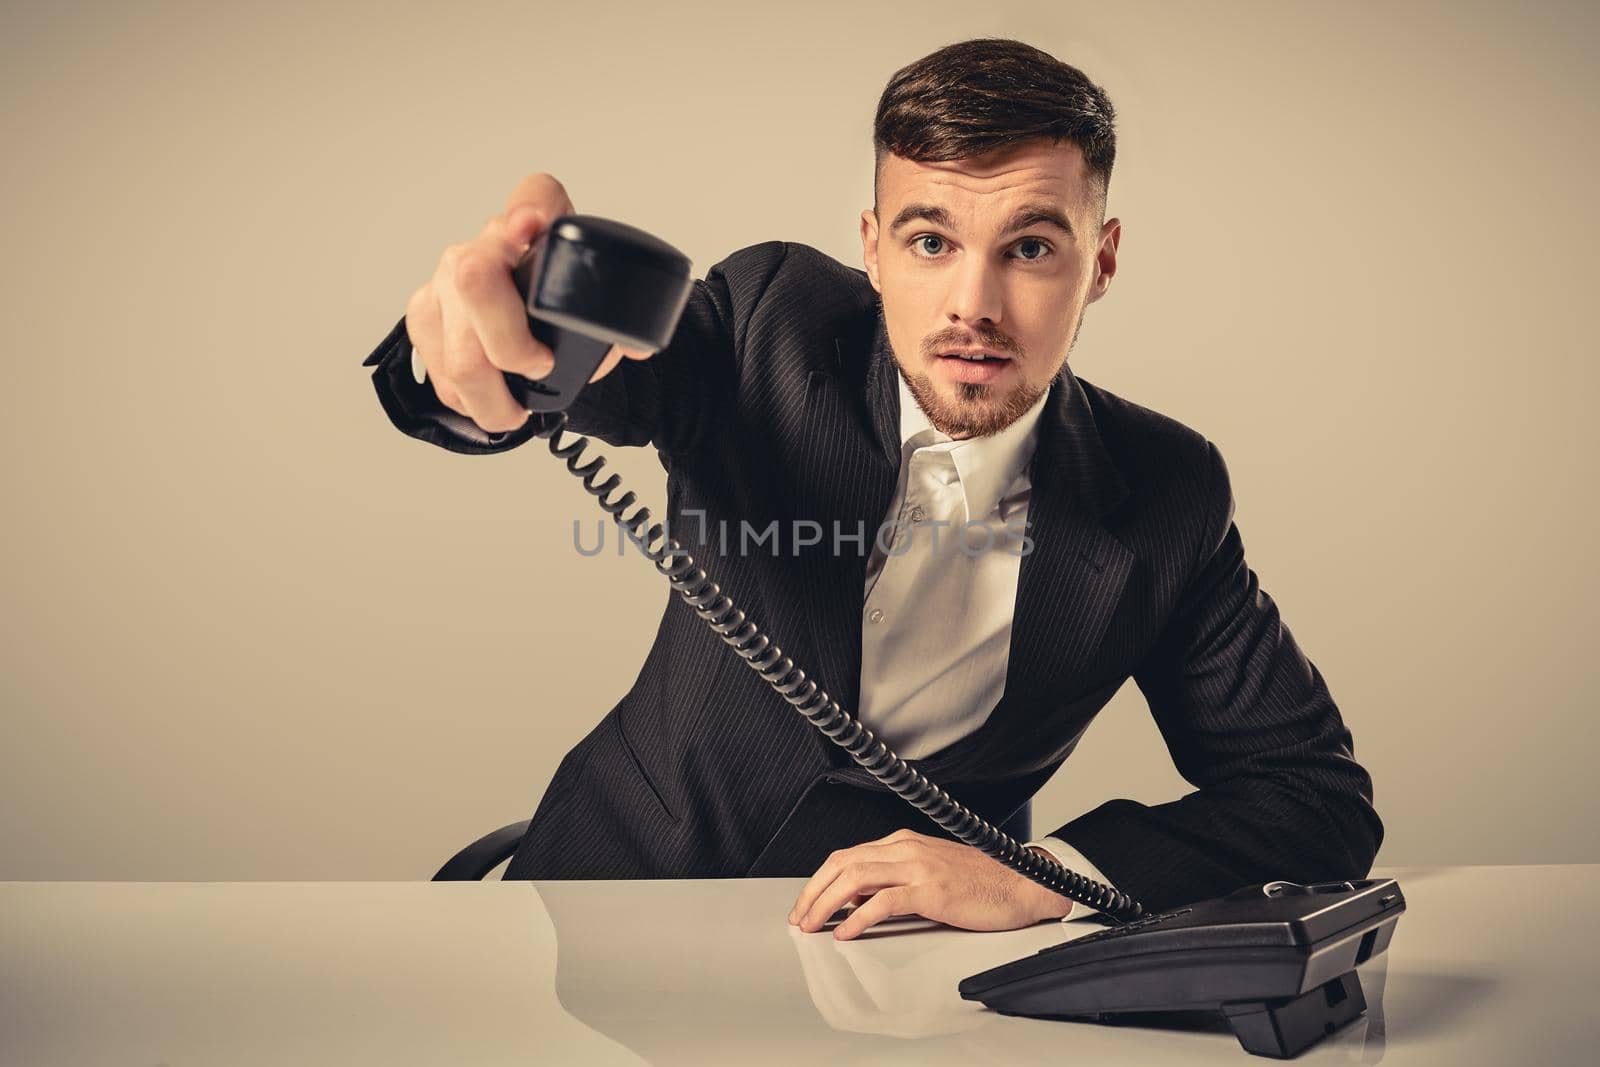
[363,240,788,458]
[360,170,787,459]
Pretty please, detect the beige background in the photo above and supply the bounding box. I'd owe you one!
[1,0,1593,880]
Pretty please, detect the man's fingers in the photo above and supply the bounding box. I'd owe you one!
[404,285,443,383]
[456,242,553,380]
[451,362,530,434]
[796,861,903,932]
[833,886,916,941]
[790,844,876,927]
[492,206,545,261]
[500,173,574,254]
[397,173,583,438]
[787,838,919,925]
[587,344,655,382]
[436,278,528,434]
[789,839,1051,937]
[590,347,625,383]
[428,368,466,415]
[787,870,838,927]
[503,172,574,219]
[789,848,853,925]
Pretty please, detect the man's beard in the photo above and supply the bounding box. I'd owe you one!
[900,366,1049,439]
[899,315,1082,439]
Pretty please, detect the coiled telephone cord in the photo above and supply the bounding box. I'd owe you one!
[528,410,1144,923]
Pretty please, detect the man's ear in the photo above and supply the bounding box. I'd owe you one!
[1086,217,1121,306]
[859,209,881,293]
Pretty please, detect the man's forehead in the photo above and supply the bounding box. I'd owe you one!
[878,143,1091,216]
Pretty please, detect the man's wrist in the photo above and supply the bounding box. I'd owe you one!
[1024,844,1075,920]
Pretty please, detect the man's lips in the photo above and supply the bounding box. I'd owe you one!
[934,350,1015,383]
[937,349,1012,362]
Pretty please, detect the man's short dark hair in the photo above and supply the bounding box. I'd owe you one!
[873,37,1118,224]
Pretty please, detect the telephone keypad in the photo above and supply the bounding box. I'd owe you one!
[1045,907,1194,952]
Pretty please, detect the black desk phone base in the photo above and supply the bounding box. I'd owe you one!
[486,214,1405,1059]
[959,876,1403,1057]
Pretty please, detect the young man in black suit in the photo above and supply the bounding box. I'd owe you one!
[366,38,1382,939]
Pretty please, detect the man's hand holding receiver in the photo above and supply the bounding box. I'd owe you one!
[402,172,655,435]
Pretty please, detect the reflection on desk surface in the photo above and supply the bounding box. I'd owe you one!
[2,865,1595,1065]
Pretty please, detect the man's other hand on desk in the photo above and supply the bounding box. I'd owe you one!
[786,828,1075,940]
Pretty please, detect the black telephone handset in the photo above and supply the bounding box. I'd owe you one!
[498,215,1405,1059]
[504,216,696,412]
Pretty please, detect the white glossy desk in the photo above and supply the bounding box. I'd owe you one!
[2,865,1595,1064]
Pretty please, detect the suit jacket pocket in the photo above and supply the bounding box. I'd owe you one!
[612,708,680,826]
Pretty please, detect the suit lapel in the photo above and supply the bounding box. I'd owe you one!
[1000,362,1134,714]
[862,311,901,467]
[789,308,899,731]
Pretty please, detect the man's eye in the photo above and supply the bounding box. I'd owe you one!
[1014,238,1052,261]
[908,235,1053,261]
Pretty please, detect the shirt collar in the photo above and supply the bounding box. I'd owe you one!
[895,366,1050,523]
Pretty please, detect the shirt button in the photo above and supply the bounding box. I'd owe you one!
[909,505,926,524]
[867,607,885,624]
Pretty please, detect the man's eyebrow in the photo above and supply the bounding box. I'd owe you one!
[1001,204,1076,239]
[888,202,1076,240]
[888,203,955,235]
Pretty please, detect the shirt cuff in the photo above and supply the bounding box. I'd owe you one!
[1025,835,1115,921]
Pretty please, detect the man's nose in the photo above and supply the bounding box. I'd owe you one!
[946,258,1003,328]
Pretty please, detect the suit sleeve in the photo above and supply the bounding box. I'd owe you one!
[1045,440,1384,913]
[360,240,789,457]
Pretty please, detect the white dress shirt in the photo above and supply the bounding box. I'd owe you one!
[855,368,1113,919]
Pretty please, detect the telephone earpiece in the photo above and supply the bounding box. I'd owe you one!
[504,214,694,412]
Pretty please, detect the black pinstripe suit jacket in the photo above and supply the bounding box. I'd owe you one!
[363,240,1382,911]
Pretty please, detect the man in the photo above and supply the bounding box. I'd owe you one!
[363,38,1382,940]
